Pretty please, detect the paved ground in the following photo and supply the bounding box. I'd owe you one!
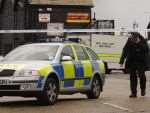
[0,72,150,113]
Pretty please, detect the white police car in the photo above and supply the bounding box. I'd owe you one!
[0,43,105,105]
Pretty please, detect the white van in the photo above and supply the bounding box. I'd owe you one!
[91,34,129,73]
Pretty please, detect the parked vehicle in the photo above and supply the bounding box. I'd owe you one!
[91,34,129,73]
[0,42,106,105]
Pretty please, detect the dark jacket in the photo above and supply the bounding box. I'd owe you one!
[119,38,150,71]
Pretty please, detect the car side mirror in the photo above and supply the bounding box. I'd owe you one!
[0,56,4,61]
[61,56,72,61]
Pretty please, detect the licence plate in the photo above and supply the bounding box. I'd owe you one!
[0,80,9,85]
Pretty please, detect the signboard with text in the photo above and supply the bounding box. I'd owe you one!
[66,12,90,23]
[39,13,50,23]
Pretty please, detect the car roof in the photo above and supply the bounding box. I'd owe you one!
[24,43,63,46]
[23,42,87,47]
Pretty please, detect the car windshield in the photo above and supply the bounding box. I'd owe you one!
[3,44,59,61]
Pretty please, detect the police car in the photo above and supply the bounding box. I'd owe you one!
[0,43,105,105]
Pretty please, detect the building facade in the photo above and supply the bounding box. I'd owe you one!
[0,0,93,55]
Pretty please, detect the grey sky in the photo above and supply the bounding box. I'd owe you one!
[92,0,150,31]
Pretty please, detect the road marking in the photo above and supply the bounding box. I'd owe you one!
[103,103,132,112]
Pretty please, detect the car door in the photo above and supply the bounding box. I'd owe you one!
[86,47,105,75]
[86,47,101,72]
[73,45,92,88]
[60,45,75,88]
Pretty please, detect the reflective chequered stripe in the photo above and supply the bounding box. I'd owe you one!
[74,62,84,88]
[38,60,104,89]
[80,60,93,87]
[62,61,75,87]
[53,63,64,80]
[81,61,92,78]
[38,64,53,76]
[52,63,64,87]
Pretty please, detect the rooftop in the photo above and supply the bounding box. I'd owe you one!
[30,0,93,6]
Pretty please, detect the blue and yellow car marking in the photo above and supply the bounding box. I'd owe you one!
[53,63,64,80]
[38,64,53,76]
[52,61,95,88]
[52,63,64,87]
[84,79,91,86]
[73,62,84,88]
[81,61,93,78]
[0,61,104,89]
[62,61,75,87]
[73,62,84,78]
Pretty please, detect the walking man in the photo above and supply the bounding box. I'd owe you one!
[119,32,149,97]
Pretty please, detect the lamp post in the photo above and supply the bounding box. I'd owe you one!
[133,20,139,30]
[89,12,96,47]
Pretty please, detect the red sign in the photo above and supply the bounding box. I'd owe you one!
[66,12,90,23]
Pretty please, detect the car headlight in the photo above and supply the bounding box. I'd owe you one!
[15,70,40,76]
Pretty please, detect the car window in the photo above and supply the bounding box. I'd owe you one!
[61,46,75,60]
[74,45,89,60]
[86,47,99,60]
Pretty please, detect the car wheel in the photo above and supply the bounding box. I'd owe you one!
[37,78,58,105]
[86,76,101,99]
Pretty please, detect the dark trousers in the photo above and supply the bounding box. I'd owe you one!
[129,67,146,94]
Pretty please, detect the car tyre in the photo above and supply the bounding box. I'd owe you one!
[37,78,58,105]
[86,76,101,99]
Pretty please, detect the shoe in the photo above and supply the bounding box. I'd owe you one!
[141,90,146,96]
[129,94,137,98]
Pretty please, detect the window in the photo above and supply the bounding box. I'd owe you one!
[61,46,74,60]
[95,20,115,35]
[74,45,89,60]
[86,47,99,60]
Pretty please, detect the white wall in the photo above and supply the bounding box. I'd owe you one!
[92,0,150,36]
